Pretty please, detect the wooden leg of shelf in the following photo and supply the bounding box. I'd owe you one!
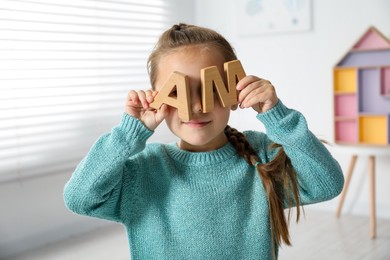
[336,154,358,218]
[369,155,376,239]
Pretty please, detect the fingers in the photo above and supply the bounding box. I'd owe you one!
[236,76,278,112]
[237,77,271,107]
[127,89,155,109]
[154,104,169,124]
[236,75,261,91]
[239,88,266,109]
[125,89,170,130]
[126,89,154,119]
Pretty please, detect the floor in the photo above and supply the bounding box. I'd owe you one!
[5,209,390,260]
[278,209,390,260]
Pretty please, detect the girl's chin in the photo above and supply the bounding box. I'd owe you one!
[177,140,214,152]
[178,137,227,152]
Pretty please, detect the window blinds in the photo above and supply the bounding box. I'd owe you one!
[0,0,173,182]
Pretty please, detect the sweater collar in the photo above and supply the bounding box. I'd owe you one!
[164,141,238,166]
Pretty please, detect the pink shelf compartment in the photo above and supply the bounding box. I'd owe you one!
[334,94,357,117]
[335,120,358,143]
[381,67,390,97]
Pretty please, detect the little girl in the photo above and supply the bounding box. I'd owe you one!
[64,23,344,259]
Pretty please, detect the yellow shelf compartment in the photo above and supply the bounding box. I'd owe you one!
[358,114,389,145]
[334,67,358,93]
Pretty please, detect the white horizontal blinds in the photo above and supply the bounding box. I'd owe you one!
[0,0,172,182]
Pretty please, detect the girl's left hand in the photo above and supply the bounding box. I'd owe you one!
[236,75,279,113]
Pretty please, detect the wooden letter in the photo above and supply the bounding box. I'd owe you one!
[149,71,192,121]
[151,60,246,118]
[224,60,246,93]
[201,60,246,113]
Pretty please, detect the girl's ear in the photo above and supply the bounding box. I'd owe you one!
[231,104,238,111]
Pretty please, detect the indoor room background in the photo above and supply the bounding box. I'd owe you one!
[0,0,389,258]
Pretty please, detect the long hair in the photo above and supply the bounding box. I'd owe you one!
[224,125,301,247]
[147,23,301,247]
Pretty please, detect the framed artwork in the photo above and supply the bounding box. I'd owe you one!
[237,0,312,35]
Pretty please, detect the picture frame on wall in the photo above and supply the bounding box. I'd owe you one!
[237,0,312,35]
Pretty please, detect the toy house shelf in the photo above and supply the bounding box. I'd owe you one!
[334,27,390,240]
[333,26,390,145]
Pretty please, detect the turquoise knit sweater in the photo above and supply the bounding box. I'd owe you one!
[64,101,344,260]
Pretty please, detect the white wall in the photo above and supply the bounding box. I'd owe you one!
[194,0,390,217]
[0,2,195,258]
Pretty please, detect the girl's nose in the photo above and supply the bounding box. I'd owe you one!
[191,98,203,114]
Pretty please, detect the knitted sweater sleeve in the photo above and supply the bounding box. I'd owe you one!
[63,113,153,222]
[256,100,344,205]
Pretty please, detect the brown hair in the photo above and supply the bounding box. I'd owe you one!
[147,23,237,88]
[147,23,301,248]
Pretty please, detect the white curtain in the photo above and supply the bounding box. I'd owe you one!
[0,0,173,182]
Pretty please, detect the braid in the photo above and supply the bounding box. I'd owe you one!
[224,126,258,165]
[224,125,301,248]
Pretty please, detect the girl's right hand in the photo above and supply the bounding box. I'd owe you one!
[125,89,168,131]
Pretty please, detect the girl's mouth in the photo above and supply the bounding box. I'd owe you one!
[183,120,211,128]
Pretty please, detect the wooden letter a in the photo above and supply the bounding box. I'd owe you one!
[149,71,192,122]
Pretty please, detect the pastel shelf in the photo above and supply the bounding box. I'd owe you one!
[334,27,390,240]
[333,26,390,145]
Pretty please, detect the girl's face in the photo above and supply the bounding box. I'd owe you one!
[155,45,231,152]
